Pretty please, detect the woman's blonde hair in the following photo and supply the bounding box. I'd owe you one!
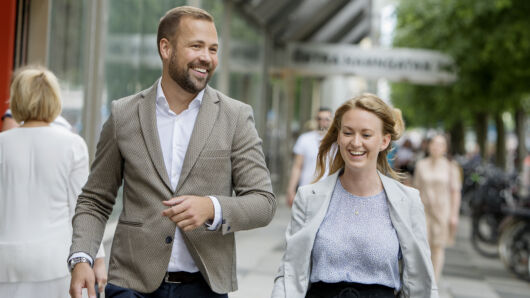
[314,93,405,181]
[10,66,62,123]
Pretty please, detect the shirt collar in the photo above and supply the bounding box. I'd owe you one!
[156,79,205,115]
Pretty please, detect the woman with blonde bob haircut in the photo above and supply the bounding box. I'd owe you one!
[9,66,62,123]
[0,66,106,297]
[272,94,438,298]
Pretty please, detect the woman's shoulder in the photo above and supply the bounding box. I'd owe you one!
[381,173,421,201]
[37,127,88,154]
[299,173,337,192]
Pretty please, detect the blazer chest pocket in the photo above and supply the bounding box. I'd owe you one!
[199,149,230,159]
[118,218,143,227]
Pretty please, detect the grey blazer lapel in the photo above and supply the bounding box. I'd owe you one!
[138,80,172,191]
[176,86,220,192]
[379,172,408,233]
[305,172,339,228]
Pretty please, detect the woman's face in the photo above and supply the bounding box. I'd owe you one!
[428,135,447,158]
[337,108,390,175]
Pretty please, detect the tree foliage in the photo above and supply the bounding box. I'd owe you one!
[392,0,530,129]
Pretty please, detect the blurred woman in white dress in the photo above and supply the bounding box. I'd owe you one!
[0,66,106,297]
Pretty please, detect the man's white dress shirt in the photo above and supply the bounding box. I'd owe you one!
[155,81,221,272]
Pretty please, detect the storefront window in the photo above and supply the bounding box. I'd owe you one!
[48,0,88,133]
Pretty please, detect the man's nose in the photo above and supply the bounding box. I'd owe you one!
[198,49,213,64]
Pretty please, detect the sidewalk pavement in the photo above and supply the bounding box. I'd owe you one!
[100,197,530,298]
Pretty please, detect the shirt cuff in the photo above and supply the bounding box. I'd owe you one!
[68,252,94,267]
[206,196,222,230]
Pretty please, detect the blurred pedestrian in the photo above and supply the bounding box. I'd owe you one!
[272,94,437,298]
[68,6,275,298]
[413,134,462,282]
[286,107,332,206]
[0,66,106,297]
[394,138,416,185]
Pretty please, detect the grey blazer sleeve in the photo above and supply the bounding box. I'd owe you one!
[216,104,276,234]
[271,190,306,298]
[70,109,124,259]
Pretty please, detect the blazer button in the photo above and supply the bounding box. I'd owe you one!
[165,236,173,244]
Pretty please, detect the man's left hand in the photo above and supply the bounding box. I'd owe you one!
[162,196,214,231]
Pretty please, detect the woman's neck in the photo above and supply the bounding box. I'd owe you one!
[20,120,49,128]
[340,168,383,197]
[428,155,446,165]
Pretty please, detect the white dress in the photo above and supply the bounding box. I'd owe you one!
[0,126,89,297]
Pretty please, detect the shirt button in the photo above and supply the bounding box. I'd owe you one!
[165,236,173,244]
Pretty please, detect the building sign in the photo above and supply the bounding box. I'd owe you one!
[287,43,457,85]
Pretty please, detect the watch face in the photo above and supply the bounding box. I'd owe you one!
[69,257,89,271]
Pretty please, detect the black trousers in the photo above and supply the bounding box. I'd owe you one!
[306,282,397,298]
[105,276,228,298]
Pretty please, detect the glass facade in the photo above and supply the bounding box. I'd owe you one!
[48,0,88,133]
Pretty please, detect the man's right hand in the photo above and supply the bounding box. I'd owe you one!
[69,262,97,298]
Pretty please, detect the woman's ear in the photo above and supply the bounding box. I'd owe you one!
[380,134,391,151]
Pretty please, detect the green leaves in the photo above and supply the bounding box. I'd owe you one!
[392,0,530,128]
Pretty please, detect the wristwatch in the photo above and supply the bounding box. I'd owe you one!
[68,256,91,272]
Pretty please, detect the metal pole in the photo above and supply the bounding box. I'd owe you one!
[82,0,107,162]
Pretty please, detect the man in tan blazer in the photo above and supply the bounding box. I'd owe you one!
[68,6,276,298]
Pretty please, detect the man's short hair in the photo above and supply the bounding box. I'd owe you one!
[157,6,214,57]
[318,107,332,113]
[10,66,61,123]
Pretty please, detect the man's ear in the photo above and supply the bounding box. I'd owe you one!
[159,38,172,61]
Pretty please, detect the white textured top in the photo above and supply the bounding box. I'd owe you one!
[0,126,89,282]
[310,178,401,290]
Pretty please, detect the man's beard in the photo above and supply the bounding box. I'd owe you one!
[168,51,211,94]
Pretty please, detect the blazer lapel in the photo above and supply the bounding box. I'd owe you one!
[379,172,408,233]
[306,172,339,226]
[176,86,219,192]
[138,80,172,191]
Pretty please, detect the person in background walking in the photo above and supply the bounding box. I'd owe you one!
[413,134,462,282]
[286,108,332,206]
[272,94,437,298]
[0,66,106,297]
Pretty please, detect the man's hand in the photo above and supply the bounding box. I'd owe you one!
[162,196,214,231]
[93,257,107,293]
[69,262,96,298]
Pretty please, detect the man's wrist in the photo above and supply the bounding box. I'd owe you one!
[68,256,92,272]
[206,196,222,230]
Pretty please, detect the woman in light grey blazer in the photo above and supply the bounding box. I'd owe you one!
[272,94,438,298]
